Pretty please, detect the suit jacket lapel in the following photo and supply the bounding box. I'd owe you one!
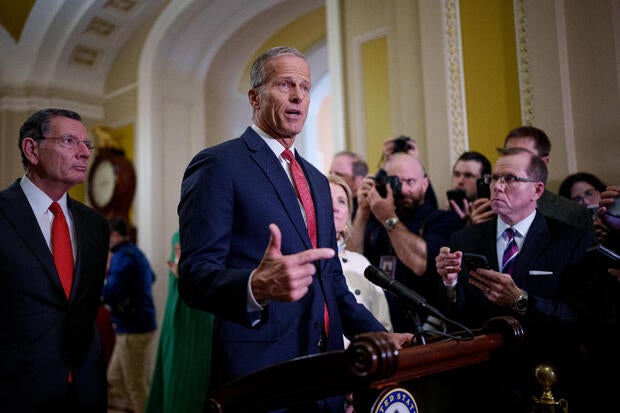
[512,212,549,281]
[242,129,314,250]
[1,181,68,299]
[482,220,500,270]
[68,198,88,302]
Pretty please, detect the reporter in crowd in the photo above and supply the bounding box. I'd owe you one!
[329,150,368,218]
[328,173,393,343]
[446,151,492,223]
[350,152,463,333]
[102,217,157,413]
[559,172,608,244]
[380,135,438,209]
[435,147,597,412]
[587,185,620,411]
[470,126,593,232]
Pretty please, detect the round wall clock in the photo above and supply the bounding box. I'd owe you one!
[88,148,136,217]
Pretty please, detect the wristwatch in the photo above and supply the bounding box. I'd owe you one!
[512,289,528,315]
[384,217,399,231]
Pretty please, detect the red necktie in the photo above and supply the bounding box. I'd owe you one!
[50,202,74,298]
[281,149,329,336]
[281,149,317,247]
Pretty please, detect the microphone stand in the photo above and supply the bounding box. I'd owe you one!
[407,308,426,345]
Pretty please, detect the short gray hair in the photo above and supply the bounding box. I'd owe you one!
[250,46,307,90]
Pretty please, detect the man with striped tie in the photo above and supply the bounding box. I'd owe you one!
[434,147,597,413]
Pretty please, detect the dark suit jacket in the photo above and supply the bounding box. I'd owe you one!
[178,128,385,411]
[0,179,109,412]
[538,189,593,231]
[442,211,598,411]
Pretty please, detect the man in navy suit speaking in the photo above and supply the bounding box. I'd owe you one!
[0,108,109,412]
[178,46,412,412]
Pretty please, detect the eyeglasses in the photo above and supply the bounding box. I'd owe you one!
[42,135,95,150]
[571,188,598,204]
[487,174,539,186]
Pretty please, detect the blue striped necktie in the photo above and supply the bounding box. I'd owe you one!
[502,228,518,275]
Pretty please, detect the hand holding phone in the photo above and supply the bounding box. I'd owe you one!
[470,198,495,224]
[462,253,490,271]
[447,189,467,209]
[476,177,491,199]
[587,244,620,268]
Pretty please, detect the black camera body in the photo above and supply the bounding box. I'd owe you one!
[392,135,413,153]
[374,169,402,200]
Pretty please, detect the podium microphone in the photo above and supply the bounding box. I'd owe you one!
[364,265,445,320]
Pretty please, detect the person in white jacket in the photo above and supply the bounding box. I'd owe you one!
[328,174,393,346]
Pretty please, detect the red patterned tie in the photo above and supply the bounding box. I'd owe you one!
[281,149,329,336]
[281,149,317,247]
[50,202,74,298]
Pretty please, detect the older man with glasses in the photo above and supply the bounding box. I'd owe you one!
[471,126,593,232]
[0,108,109,412]
[434,146,598,413]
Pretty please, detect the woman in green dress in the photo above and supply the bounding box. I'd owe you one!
[146,232,214,413]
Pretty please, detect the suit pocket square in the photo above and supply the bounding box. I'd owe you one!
[529,270,553,275]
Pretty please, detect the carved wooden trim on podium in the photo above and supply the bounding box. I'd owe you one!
[206,316,524,413]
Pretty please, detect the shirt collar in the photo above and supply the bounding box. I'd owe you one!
[251,124,296,160]
[20,175,68,217]
[496,209,536,240]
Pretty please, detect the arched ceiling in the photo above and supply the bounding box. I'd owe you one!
[0,0,167,96]
[0,0,325,100]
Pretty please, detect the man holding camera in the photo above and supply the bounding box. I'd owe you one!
[381,135,438,209]
[350,152,463,332]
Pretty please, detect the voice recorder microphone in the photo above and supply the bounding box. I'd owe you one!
[364,265,445,320]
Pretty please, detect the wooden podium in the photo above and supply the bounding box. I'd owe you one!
[206,316,524,412]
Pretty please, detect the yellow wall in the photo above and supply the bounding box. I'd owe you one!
[460,0,521,165]
[0,0,35,42]
[362,37,391,171]
[113,124,135,162]
[239,7,326,93]
[68,180,87,202]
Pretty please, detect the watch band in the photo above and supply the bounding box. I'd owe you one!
[384,217,399,231]
[512,289,528,315]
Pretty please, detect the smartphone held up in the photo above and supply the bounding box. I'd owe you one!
[476,176,491,199]
[447,189,467,210]
[462,253,490,271]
